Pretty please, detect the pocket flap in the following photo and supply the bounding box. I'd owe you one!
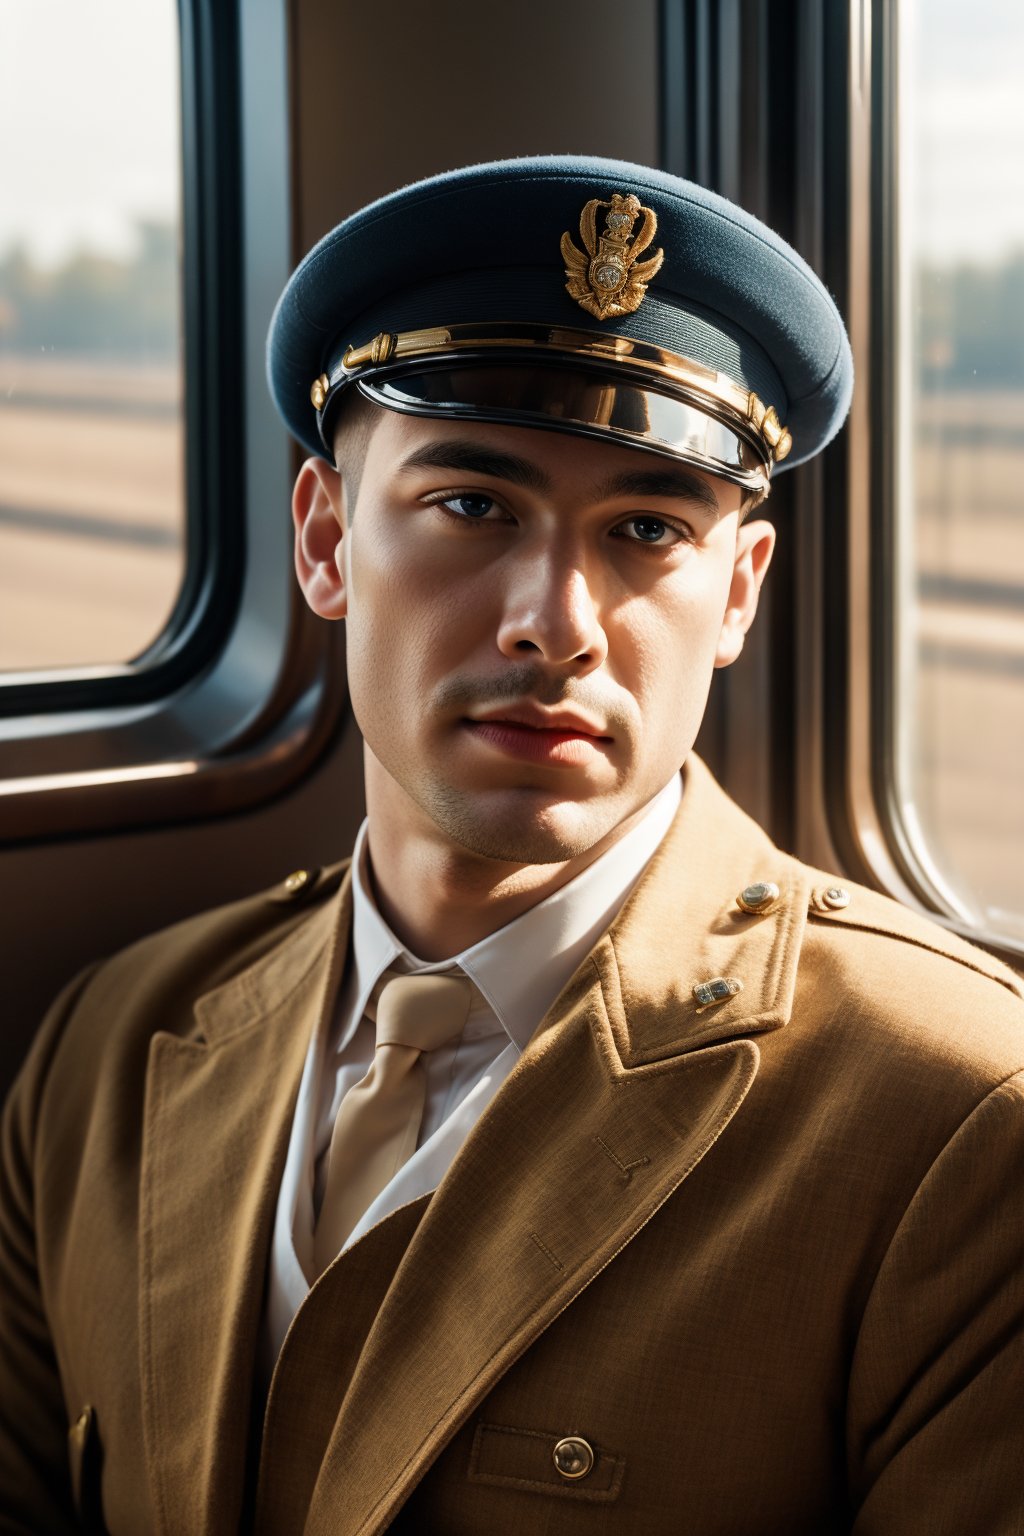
[468,1421,625,1502]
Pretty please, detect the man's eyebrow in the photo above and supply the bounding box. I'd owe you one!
[397,440,552,493]
[594,467,722,517]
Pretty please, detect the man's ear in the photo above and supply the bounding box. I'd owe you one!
[292,457,348,620]
[713,518,776,668]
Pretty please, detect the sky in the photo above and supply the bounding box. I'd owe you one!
[905,0,1024,264]
[0,0,1022,269]
[0,0,179,267]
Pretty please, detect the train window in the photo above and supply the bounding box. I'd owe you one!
[0,2,307,845]
[892,0,1024,951]
[0,0,184,673]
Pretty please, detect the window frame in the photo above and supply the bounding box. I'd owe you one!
[0,0,242,713]
[829,0,1024,966]
[0,0,347,845]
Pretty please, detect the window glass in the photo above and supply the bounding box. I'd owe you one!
[896,0,1024,948]
[0,0,183,673]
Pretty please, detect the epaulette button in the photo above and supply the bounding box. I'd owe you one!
[736,880,780,915]
[268,867,325,904]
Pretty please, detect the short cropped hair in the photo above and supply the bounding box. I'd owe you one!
[331,388,382,520]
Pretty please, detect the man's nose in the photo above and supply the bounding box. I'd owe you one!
[495,550,609,671]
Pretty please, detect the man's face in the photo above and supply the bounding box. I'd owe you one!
[298,407,774,866]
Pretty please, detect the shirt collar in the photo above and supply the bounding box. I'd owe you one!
[348,772,682,1053]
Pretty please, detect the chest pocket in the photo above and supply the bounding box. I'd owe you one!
[468,1420,625,1502]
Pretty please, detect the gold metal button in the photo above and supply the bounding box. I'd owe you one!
[811,884,851,914]
[284,868,311,895]
[693,976,743,1013]
[736,880,780,915]
[552,1435,595,1480]
[309,373,330,411]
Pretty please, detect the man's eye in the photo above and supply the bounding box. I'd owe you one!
[615,516,688,546]
[440,494,497,519]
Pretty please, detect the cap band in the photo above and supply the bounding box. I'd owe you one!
[312,320,792,488]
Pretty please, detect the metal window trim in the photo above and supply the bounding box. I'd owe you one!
[657,0,778,835]
[835,0,1024,966]
[0,0,348,847]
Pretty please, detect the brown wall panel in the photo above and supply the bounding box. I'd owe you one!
[293,0,659,248]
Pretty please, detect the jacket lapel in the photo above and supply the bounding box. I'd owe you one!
[138,872,352,1536]
[305,757,810,1536]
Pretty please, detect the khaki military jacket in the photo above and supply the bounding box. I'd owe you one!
[1,756,1022,1535]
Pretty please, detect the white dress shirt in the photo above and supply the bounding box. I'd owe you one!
[261,772,682,1373]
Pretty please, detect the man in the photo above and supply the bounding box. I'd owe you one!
[1,156,1022,1535]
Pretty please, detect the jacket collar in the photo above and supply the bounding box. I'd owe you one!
[345,770,682,1053]
[606,752,808,1059]
[138,874,353,1534]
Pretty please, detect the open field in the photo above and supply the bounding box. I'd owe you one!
[0,361,184,668]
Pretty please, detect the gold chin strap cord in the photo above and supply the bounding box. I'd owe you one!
[312,972,473,1275]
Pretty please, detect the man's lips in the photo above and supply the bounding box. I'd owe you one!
[469,704,610,738]
[461,710,612,766]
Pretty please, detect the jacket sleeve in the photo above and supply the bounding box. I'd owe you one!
[0,968,100,1535]
[848,1069,1024,1535]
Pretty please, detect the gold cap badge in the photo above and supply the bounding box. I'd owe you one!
[561,192,664,321]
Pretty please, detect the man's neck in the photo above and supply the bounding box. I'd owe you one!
[362,752,654,961]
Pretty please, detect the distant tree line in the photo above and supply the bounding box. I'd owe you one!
[0,221,178,361]
[915,254,1024,389]
[1,219,1022,388]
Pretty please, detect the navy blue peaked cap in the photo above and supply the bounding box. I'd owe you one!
[267,154,852,484]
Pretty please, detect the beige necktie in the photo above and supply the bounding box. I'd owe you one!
[312,971,473,1273]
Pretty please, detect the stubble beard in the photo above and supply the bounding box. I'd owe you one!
[416,772,612,865]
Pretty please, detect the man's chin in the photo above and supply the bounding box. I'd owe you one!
[423,780,622,866]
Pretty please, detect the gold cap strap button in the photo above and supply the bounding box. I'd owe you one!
[553,1435,595,1480]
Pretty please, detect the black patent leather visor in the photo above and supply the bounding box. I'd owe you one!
[347,363,770,492]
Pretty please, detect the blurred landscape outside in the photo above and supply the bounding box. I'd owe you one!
[0,229,183,673]
[902,0,1024,946]
[0,0,1020,949]
[0,0,183,675]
